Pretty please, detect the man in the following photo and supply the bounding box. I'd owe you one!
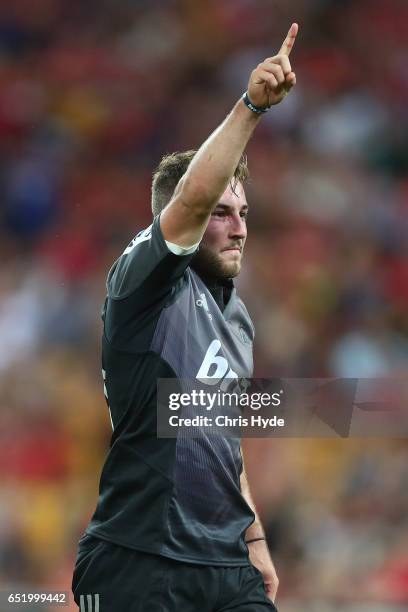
[72,22,298,612]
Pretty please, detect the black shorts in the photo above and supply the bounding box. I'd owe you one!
[72,534,278,612]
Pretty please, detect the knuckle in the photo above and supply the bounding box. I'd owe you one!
[275,68,284,82]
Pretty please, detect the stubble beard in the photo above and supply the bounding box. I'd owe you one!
[191,244,241,281]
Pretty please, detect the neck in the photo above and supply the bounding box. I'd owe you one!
[196,271,233,312]
[196,271,232,289]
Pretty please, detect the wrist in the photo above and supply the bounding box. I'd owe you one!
[237,95,263,123]
[245,537,266,544]
[242,91,271,115]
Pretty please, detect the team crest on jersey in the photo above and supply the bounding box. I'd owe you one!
[239,324,251,344]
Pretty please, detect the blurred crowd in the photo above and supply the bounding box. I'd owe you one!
[0,0,406,610]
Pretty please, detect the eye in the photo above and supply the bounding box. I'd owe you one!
[213,210,227,217]
[240,211,248,219]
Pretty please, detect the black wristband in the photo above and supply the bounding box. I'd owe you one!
[245,537,266,544]
[242,91,270,114]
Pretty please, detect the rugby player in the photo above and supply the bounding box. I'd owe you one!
[72,22,298,612]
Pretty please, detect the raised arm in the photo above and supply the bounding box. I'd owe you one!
[160,23,298,248]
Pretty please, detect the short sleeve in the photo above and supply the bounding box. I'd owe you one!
[107,213,198,301]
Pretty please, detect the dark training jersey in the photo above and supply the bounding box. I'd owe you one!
[84,214,256,566]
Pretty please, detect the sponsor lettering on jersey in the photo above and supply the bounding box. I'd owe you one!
[123,225,152,255]
[197,339,238,391]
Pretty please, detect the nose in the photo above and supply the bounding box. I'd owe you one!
[228,213,247,241]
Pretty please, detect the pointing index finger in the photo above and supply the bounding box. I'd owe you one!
[278,22,298,56]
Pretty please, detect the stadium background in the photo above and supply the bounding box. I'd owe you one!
[0,0,407,610]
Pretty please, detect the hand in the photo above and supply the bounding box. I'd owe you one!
[247,22,298,108]
[248,539,279,603]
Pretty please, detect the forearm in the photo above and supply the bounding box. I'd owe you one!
[240,466,266,541]
[160,22,297,254]
[241,462,279,602]
[178,98,261,214]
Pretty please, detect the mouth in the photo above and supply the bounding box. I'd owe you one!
[222,246,242,253]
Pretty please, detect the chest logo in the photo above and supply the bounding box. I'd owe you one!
[196,293,212,320]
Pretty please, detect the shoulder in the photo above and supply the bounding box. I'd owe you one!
[106,215,198,301]
[106,216,165,299]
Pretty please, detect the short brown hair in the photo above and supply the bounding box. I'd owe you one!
[151,150,249,217]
